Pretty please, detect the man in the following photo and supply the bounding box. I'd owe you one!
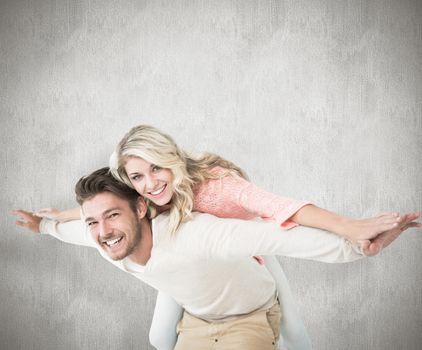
[13,167,420,350]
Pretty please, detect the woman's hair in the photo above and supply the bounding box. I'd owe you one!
[109,125,248,234]
[75,167,140,213]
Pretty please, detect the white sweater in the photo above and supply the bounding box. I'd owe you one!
[40,212,363,320]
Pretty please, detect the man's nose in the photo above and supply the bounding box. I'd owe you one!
[98,221,112,238]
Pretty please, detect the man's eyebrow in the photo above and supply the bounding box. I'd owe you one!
[84,207,121,223]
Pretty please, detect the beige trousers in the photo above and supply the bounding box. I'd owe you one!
[174,302,281,350]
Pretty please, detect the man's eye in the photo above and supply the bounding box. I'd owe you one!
[109,213,119,219]
[87,221,97,227]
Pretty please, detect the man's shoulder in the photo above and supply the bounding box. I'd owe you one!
[152,211,264,234]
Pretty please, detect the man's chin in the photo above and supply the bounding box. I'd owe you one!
[108,254,125,261]
[105,249,129,261]
[102,247,129,261]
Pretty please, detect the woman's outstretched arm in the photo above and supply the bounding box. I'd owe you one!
[35,207,81,222]
[196,169,403,247]
[289,205,402,244]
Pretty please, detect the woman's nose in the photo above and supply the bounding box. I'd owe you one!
[144,175,155,189]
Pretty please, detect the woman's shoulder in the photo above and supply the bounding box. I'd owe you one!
[207,165,227,175]
[192,167,255,219]
[193,166,249,202]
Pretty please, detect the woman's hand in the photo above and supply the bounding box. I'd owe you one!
[35,207,81,222]
[35,208,62,219]
[291,205,410,243]
[359,212,421,256]
[341,212,405,243]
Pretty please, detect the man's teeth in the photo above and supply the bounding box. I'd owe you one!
[150,185,166,196]
[105,237,122,246]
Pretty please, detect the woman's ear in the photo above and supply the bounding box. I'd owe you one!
[136,197,148,219]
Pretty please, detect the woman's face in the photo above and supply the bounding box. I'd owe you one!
[124,156,174,206]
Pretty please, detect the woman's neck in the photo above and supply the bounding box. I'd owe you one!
[155,203,172,214]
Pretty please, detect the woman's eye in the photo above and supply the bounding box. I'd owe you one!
[152,165,161,172]
[131,174,143,181]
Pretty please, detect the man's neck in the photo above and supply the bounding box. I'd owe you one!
[128,218,153,266]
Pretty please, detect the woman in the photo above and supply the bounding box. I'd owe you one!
[38,125,402,350]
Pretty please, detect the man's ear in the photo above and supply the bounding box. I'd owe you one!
[136,197,148,219]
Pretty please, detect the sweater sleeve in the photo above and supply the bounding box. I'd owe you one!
[237,178,311,229]
[194,170,311,229]
[173,214,363,263]
[40,218,95,247]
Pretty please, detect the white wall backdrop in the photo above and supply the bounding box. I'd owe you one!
[1,0,421,349]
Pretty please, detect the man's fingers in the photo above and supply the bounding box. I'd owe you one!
[14,210,38,220]
[399,214,420,229]
[369,243,382,256]
[403,212,420,222]
[392,213,419,230]
[358,239,371,249]
[12,210,32,220]
[358,239,382,257]
[363,242,382,256]
[402,222,421,231]
[365,230,394,255]
[362,212,420,257]
[375,219,420,251]
[15,220,25,227]
[13,211,41,233]
[15,220,31,229]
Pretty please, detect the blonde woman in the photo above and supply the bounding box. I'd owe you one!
[38,125,406,350]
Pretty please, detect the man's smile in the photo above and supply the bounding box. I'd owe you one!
[103,236,123,248]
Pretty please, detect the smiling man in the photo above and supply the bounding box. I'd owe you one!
[13,167,420,350]
[83,191,152,263]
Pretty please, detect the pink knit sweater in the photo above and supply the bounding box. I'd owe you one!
[192,167,311,229]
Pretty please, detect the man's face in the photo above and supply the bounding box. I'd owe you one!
[82,192,143,261]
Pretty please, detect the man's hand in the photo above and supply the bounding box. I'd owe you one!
[12,210,42,233]
[359,212,421,256]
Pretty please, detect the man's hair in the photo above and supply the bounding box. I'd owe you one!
[75,167,140,212]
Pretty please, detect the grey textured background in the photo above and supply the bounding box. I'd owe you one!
[1,0,421,349]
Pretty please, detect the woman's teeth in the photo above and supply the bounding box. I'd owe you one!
[150,185,166,196]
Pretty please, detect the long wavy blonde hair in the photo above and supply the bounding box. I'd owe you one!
[109,125,248,235]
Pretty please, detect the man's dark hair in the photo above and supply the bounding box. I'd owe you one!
[75,167,140,212]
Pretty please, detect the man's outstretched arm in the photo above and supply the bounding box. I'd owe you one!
[172,212,420,262]
[13,210,93,247]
